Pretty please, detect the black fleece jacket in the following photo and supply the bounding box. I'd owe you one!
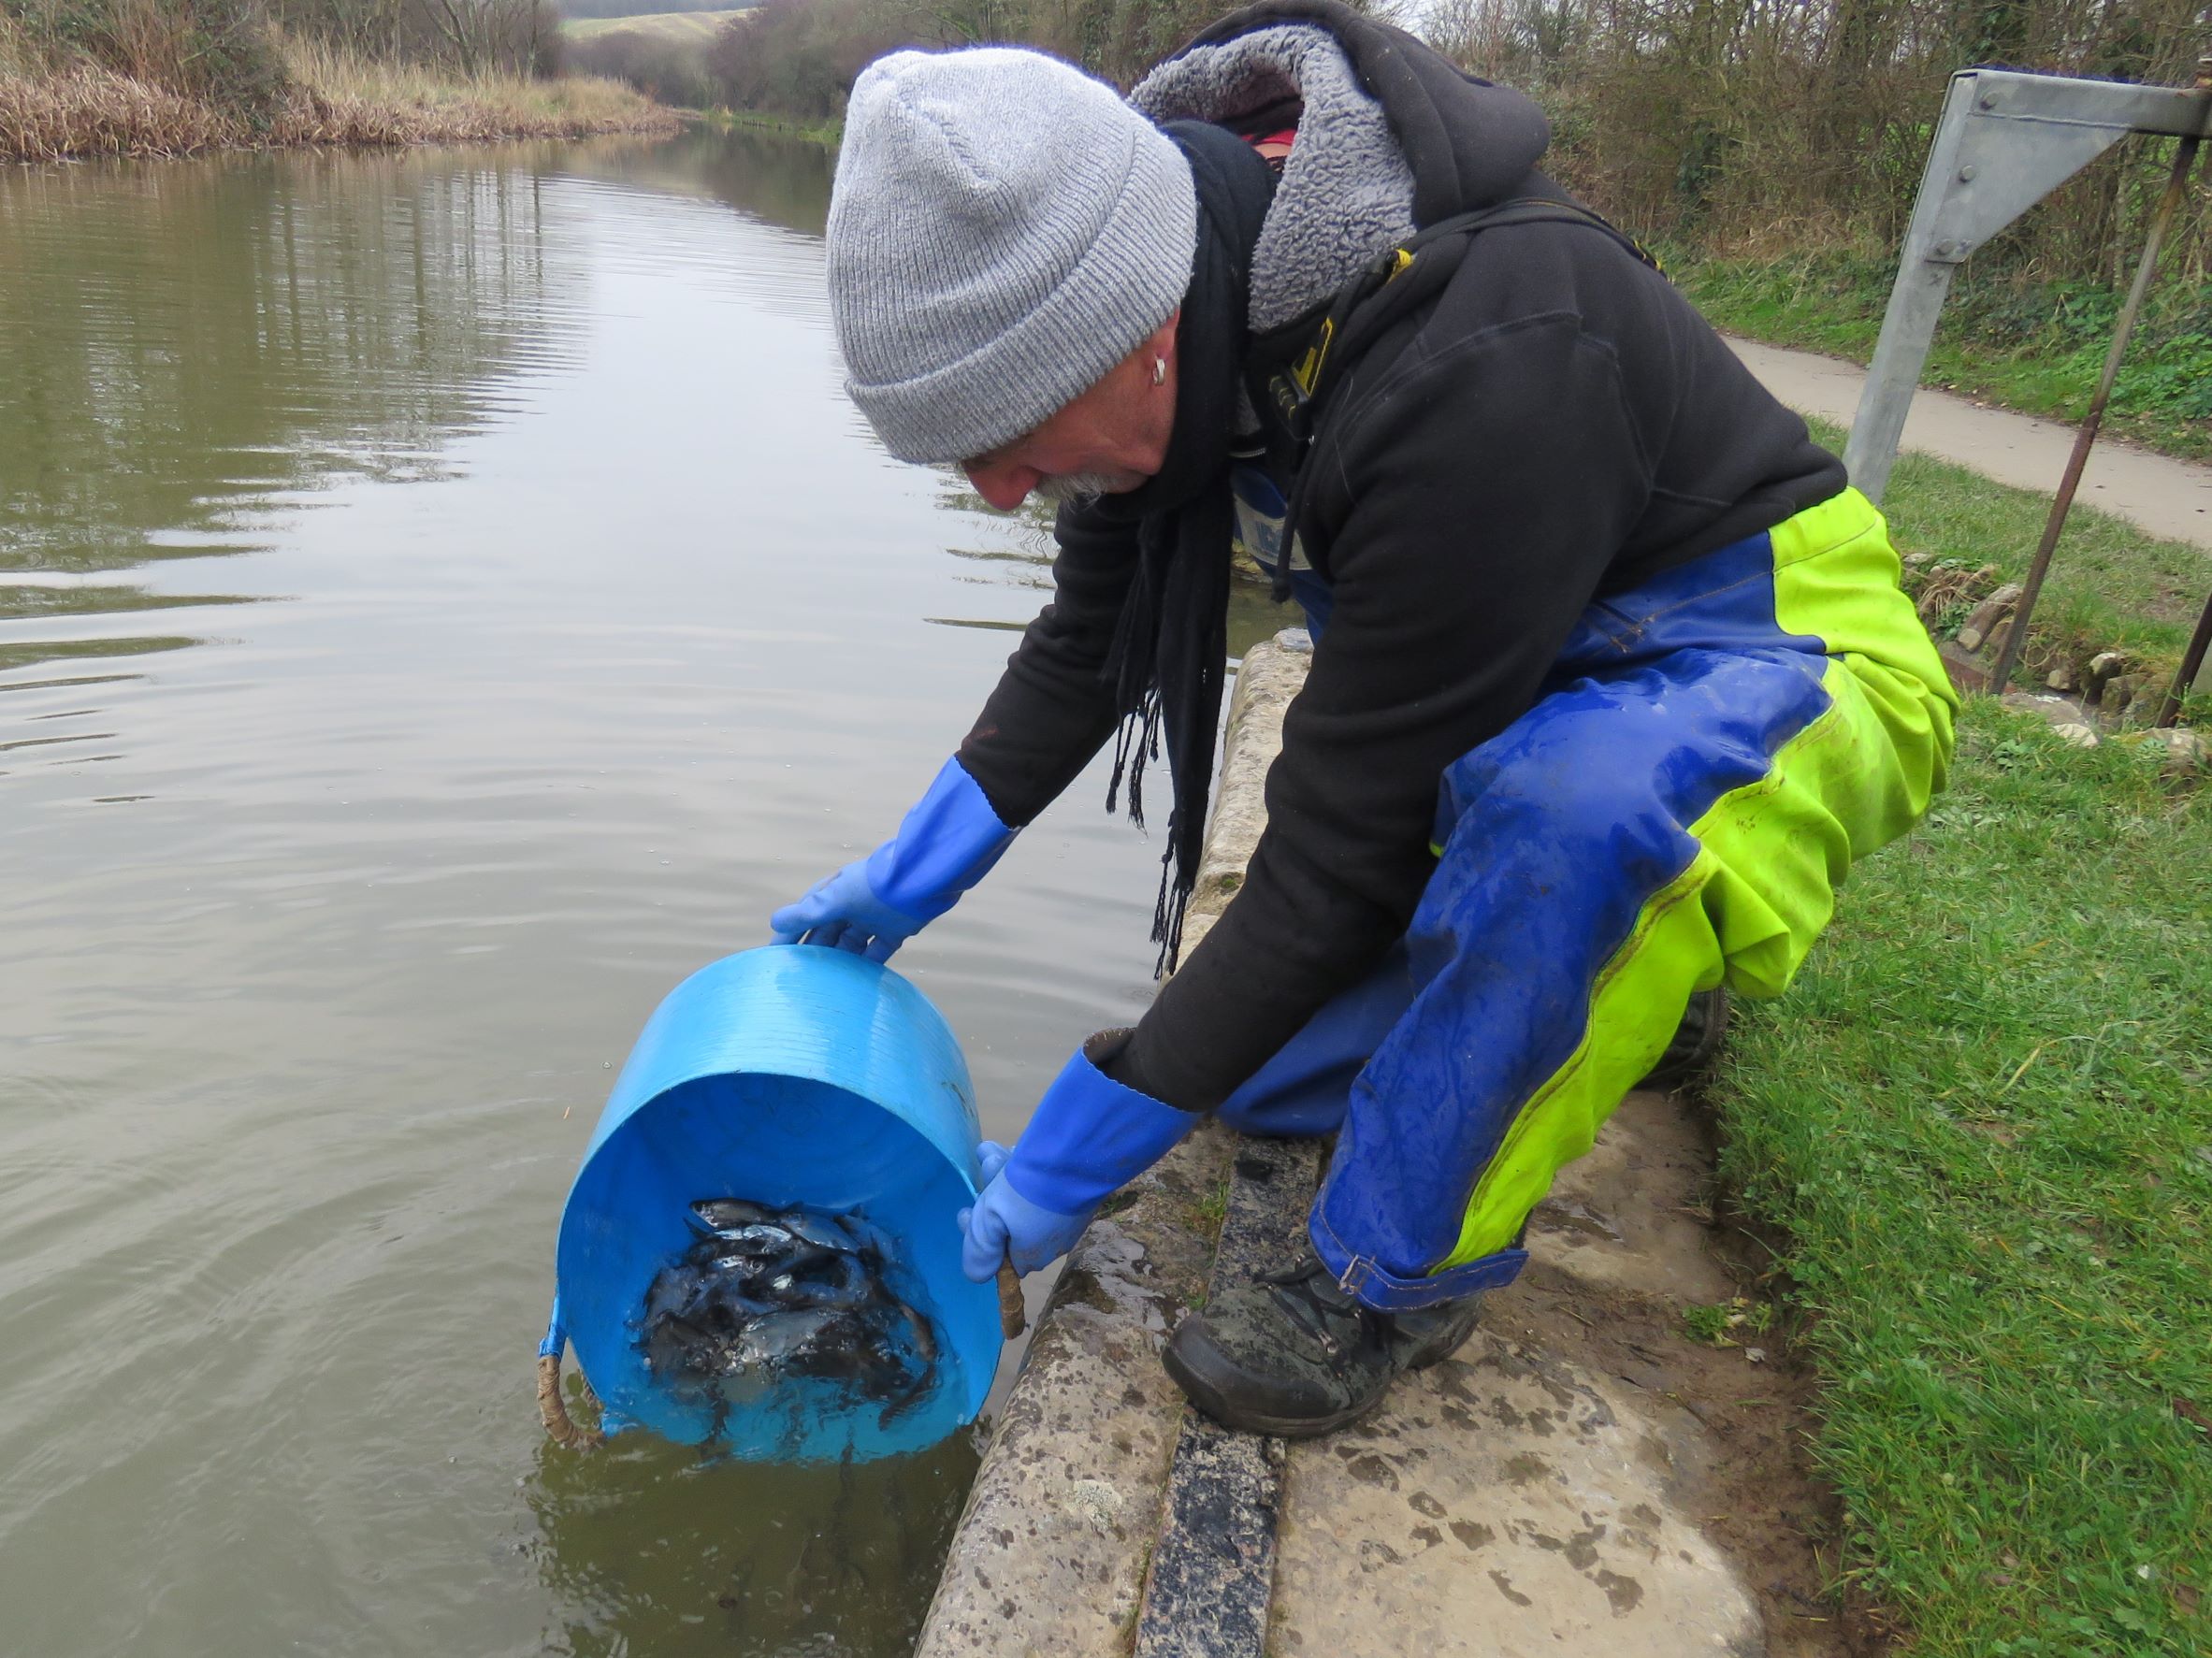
[956,1,1845,1112]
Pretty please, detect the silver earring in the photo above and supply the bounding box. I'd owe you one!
[1152,356,1166,386]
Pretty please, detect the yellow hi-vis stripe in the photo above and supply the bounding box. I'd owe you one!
[1438,489,1957,1270]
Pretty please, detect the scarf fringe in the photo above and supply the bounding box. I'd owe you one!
[1106,695,1197,977]
[1090,119,1269,984]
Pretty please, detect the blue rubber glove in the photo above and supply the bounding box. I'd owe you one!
[770,757,1016,963]
[958,1034,1201,1280]
[960,1162,1093,1279]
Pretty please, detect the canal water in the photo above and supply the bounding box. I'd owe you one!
[0,128,1287,1656]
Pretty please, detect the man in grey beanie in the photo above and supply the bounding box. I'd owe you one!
[824,44,1197,479]
[773,1,1955,1437]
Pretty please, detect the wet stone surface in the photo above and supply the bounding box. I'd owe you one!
[1266,1330,1763,1658]
[639,1199,936,1432]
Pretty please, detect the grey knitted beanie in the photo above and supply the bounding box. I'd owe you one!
[827,47,1198,465]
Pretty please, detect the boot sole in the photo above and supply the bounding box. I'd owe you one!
[1161,1330,1467,1440]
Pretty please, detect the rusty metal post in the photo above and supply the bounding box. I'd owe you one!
[2165,36,2212,729]
[1988,120,2206,694]
[2154,588,2212,728]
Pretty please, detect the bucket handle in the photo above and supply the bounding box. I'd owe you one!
[996,1259,1025,1340]
[537,1304,605,1452]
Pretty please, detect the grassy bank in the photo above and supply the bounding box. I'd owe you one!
[1711,698,2210,1653]
[0,23,674,163]
[1675,244,2212,466]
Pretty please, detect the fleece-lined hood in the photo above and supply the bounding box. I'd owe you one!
[1131,0,1551,330]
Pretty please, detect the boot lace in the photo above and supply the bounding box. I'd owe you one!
[1261,1257,1382,1363]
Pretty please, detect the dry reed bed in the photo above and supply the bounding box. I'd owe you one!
[0,58,676,165]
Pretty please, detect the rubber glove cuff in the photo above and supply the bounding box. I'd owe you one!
[865,756,1017,923]
[1004,1031,1201,1218]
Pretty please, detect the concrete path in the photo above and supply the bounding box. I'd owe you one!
[1726,336,2212,553]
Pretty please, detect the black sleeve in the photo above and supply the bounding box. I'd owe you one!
[1117,314,1655,1111]
[955,504,1141,829]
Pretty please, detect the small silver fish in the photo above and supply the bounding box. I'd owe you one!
[690,1198,777,1231]
[835,1214,896,1262]
[701,1276,778,1319]
[647,1195,939,1419]
[710,1223,794,1255]
[780,1211,857,1252]
[902,1302,938,1364]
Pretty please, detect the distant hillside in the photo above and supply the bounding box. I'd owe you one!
[562,8,745,44]
[558,0,749,21]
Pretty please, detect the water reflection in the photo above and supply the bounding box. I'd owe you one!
[0,145,587,675]
[567,126,838,238]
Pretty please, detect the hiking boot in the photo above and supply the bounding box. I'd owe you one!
[1637,987,1730,1092]
[1162,1253,1482,1437]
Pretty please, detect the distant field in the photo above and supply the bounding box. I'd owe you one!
[561,9,744,43]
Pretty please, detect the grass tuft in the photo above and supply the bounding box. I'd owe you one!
[1712,696,2211,1654]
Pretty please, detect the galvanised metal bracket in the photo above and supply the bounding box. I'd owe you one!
[1845,67,2212,504]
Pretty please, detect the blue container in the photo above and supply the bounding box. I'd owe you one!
[544,945,1001,1462]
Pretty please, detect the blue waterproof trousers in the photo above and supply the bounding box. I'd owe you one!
[1222,488,1957,1310]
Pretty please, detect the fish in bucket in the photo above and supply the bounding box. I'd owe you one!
[537,945,1012,1462]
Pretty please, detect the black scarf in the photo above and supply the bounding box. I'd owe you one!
[1087,121,1275,975]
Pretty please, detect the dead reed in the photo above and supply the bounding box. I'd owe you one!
[0,65,233,162]
[0,30,675,165]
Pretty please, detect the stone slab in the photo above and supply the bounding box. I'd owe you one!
[1527,1088,1738,1307]
[1131,1132,1319,1658]
[1266,1331,1763,1658]
[1190,630,1309,936]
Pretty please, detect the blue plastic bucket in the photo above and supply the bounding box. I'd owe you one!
[543,945,1001,1462]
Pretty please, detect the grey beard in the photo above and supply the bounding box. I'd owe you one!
[1033,472,1122,507]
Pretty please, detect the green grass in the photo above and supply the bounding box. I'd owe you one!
[559,9,742,43]
[1675,247,2212,466]
[1711,697,2211,1653]
[1805,416,2211,689]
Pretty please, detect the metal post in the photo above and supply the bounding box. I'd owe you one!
[1987,127,2205,696]
[2155,587,2212,728]
[1843,68,2212,504]
[2155,33,2212,731]
[1845,74,1978,503]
